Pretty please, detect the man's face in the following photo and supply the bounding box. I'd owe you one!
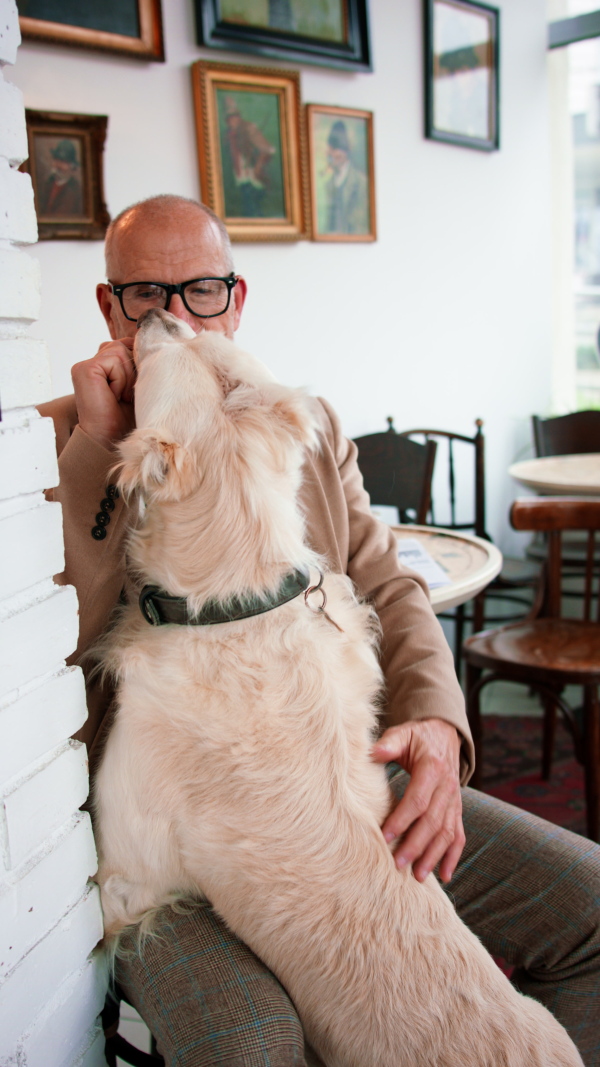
[327,147,348,174]
[97,208,247,342]
[53,158,75,182]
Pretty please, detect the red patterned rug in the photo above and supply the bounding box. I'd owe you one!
[480,715,586,837]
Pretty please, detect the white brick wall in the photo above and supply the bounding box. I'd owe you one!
[0,3,108,1063]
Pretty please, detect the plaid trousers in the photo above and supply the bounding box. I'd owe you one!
[115,778,600,1066]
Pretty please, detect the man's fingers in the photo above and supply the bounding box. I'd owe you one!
[371,724,411,764]
[410,802,464,882]
[437,818,466,884]
[388,782,458,863]
[381,756,450,841]
[72,340,137,449]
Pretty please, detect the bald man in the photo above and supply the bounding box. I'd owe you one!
[40,196,600,1067]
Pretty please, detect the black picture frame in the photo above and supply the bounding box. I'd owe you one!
[17,0,164,61]
[424,0,499,152]
[195,0,371,72]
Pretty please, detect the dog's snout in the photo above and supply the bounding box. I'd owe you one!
[137,307,167,330]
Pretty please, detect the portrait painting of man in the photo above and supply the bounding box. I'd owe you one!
[33,134,85,219]
[216,87,285,219]
[22,109,110,239]
[308,105,375,241]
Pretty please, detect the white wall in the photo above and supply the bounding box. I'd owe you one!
[6,0,554,555]
[0,4,106,1063]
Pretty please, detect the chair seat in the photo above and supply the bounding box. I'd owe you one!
[464,618,600,682]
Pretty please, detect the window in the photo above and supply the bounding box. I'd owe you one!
[549,2,600,408]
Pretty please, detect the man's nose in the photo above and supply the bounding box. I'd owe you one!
[167,293,203,333]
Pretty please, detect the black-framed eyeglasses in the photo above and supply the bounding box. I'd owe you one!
[109,274,239,322]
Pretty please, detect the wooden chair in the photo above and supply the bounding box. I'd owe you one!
[532,410,600,457]
[463,497,600,841]
[352,428,437,524]
[396,419,539,671]
[529,410,600,587]
[103,985,164,1066]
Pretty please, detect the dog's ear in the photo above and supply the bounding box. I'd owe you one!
[115,430,193,500]
[224,383,319,452]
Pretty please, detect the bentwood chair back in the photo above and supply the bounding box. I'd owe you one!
[532,410,600,457]
[530,411,600,581]
[397,419,487,537]
[396,420,538,672]
[353,429,437,525]
[463,497,600,841]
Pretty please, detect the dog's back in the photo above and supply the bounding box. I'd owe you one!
[94,312,583,1067]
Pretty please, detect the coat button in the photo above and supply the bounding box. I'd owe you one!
[100,497,115,513]
[95,511,110,527]
[106,484,120,500]
[91,525,107,540]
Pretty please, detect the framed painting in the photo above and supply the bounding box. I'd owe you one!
[21,110,111,240]
[195,0,371,72]
[17,0,164,61]
[424,0,499,151]
[191,60,307,242]
[306,104,376,243]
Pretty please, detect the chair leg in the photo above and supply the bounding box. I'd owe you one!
[583,686,600,843]
[472,592,485,634]
[541,694,557,781]
[105,1045,117,1067]
[465,661,484,790]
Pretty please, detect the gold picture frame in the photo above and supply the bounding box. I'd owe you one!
[306,104,376,242]
[21,109,111,241]
[18,0,164,61]
[191,60,307,242]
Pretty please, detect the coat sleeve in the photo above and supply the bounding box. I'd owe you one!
[37,396,129,755]
[317,397,475,782]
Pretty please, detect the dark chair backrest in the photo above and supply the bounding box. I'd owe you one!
[353,430,437,524]
[395,419,487,538]
[510,498,600,621]
[532,411,600,457]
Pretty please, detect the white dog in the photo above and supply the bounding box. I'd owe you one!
[93,308,583,1067]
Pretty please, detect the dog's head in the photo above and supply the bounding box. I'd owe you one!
[116,308,319,504]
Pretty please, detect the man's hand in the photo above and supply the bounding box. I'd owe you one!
[71,338,136,450]
[371,718,465,884]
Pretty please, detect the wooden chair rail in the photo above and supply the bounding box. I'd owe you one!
[511,497,600,532]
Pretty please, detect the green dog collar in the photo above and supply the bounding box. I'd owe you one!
[139,567,311,627]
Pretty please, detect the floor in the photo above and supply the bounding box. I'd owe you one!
[117,1003,152,1062]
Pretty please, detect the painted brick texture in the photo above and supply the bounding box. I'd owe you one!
[0,3,108,1062]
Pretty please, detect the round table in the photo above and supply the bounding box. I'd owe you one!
[509,453,600,496]
[392,525,503,613]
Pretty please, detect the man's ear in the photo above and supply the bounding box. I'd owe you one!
[231,275,248,332]
[97,283,119,340]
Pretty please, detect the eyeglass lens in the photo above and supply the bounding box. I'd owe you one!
[122,280,231,319]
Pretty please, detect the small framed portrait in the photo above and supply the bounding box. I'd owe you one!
[191,60,307,242]
[17,0,164,61]
[195,0,371,72]
[306,104,376,243]
[21,110,111,240]
[424,0,499,152]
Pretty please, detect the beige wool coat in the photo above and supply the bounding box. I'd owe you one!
[39,393,474,781]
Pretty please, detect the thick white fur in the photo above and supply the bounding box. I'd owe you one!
[94,309,582,1067]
